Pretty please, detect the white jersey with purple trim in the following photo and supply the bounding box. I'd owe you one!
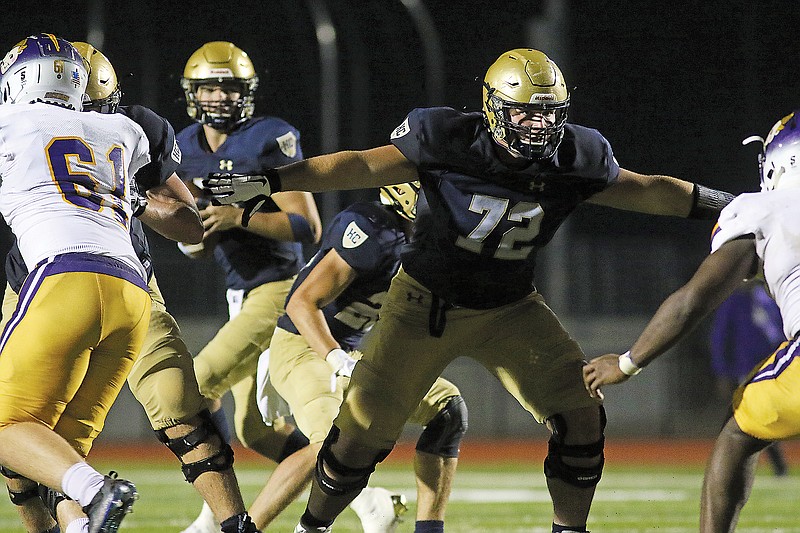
[711,189,800,339]
[0,103,150,280]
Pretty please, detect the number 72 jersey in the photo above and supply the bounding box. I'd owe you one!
[390,106,619,309]
[0,102,151,279]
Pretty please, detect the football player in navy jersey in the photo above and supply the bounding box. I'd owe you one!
[1,43,262,533]
[175,41,323,533]
[248,183,467,533]
[204,48,735,533]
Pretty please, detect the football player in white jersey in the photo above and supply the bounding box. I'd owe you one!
[0,33,154,533]
[583,110,800,532]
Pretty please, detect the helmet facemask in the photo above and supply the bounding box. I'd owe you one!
[181,78,256,131]
[485,93,569,160]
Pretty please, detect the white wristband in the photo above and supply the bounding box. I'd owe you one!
[618,351,642,376]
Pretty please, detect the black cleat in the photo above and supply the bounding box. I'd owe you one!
[81,472,138,533]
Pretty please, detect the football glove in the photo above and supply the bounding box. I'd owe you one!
[202,171,279,228]
[326,348,357,378]
[130,180,148,217]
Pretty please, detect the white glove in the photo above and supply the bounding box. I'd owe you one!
[202,172,278,227]
[326,348,357,378]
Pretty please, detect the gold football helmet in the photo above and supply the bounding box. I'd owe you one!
[380,181,420,221]
[482,48,569,160]
[181,41,259,131]
[72,42,122,113]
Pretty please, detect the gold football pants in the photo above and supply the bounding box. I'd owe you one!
[0,259,150,457]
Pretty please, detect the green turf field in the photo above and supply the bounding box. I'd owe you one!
[0,459,797,532]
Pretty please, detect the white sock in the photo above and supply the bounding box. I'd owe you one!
[65,517,89,533]
[61,463,105,508]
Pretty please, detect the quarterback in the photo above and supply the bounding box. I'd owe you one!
[205,48,735,533]
[175,41,324,533]
[583,110,800,532]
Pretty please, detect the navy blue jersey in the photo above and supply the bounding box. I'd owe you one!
[4,105,178,292]
[176,116,305,291]
[390,107,619,309]
[277,201,406,351]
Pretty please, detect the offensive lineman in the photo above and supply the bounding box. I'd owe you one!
[204,48,736,532]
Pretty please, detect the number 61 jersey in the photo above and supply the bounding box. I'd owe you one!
[0,102,150,280]
[390,106,619,309]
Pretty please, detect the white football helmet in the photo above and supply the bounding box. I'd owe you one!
[744,111,800,192]
[0,33,88,110]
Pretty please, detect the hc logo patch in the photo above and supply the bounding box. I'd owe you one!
[342,221,368,249]
[277,131,297,158]
[219,159,233,171]
[390,117,411,140]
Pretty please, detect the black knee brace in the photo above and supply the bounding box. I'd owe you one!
[543,407,606,488]
[155,409,235,483]
[416,395,468,458]
[315,425,392,497]
[2,467,39,505]
[0,465,20,479]
[6,484,38,505]
[277,427,310,463]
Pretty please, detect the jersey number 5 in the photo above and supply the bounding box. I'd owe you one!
[455,194,543,260]
[46,137,128,226]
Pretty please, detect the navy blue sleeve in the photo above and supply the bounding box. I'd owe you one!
[327,211,385,273]
[119,105,181,190]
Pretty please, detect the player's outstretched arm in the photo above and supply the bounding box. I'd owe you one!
[583,238,756,398]
[204,145,417,199]
[138,174,203,243]
[587,168,735,220]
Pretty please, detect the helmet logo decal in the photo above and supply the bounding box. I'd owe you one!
[342,221,369,249]
[277,131,297,158]
[390,117,411,139]
[208,68,234,78]
[531,93,555,102]
[0,44,25,75]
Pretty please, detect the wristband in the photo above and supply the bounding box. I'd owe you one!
[618,351,642,376]
[264,168,282,194]
[688,184,735,220]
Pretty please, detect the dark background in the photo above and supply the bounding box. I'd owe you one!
[2,0,799,438]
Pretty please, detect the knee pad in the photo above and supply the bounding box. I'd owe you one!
[277,427,310,463]
[3,468,38,506]
[6,484,39,505]
[156,409,235,483]
[315,425,392,497]
[543,407,606,488]
[0,465,21,479]
[416,395,468,458]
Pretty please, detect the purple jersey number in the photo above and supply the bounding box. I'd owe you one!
[46,137,128,226]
